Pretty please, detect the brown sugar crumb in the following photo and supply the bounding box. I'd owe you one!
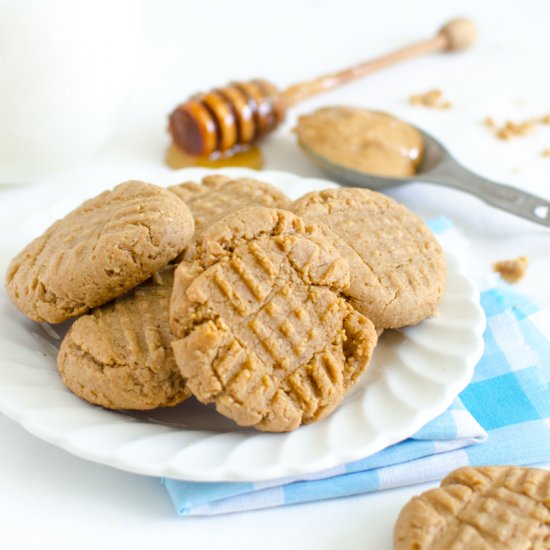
[492,256,528,284]
[542,149,550,157]
[495,120,536,140]
[409,89,452,109]
[485,112,550,140]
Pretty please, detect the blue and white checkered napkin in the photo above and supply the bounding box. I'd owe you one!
[163,221,550,516]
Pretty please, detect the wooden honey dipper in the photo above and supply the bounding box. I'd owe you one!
[169,18,476,158]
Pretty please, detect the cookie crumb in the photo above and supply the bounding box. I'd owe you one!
[152,270,164,285]
[541,149,550,157]
[495,120,536,140]
[492,256,528,283]
[409,89,452,109]
[485,112,550,140]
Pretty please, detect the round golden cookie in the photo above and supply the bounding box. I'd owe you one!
[169,175,291,259]
[394,466,550,550]
[292,188,446,329]
[170,207,378,432]
[5,181,194,323]
[57,266,189,410]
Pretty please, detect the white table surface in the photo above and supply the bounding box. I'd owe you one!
[1,1,549,548]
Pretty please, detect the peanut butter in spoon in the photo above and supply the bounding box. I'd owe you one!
[295,106,423,177]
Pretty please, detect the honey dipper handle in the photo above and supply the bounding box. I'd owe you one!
[282,18,476,107]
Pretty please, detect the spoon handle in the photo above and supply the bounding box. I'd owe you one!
[424,160,550,227]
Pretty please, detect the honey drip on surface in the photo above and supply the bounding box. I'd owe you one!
[165,142,263,170]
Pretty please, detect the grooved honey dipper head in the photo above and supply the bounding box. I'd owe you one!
[167,19,477,158]
[169,79,284,157]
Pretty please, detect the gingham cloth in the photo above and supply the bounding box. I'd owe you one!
[163,221,550,516]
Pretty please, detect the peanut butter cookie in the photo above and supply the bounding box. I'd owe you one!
[169,175,290,258]
[292,188,446,329]
[6,181,194,323]
[394,466,550,550]
[57,266,189,410]
[170,207,377,432]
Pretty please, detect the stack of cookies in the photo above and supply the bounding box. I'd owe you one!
[5,175,446,432]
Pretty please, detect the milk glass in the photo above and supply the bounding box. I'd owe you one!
[0,0,142,184]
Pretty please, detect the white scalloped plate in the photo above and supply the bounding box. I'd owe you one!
[0,168,485,482]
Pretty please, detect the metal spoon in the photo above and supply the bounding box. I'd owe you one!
[298,126,550,227]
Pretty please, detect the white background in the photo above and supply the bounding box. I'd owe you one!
[1,0,549,548]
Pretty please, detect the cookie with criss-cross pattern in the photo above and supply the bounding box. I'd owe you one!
[170,207,377,432]
[394,465,550,550]
[292,188,446,329]
[5,181,194,323]
[169,175,290,259]
[57,266,189,410]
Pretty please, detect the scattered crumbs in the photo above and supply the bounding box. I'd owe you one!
[495,120,536,141]
[542,149,550,158]
[485,112,550,140]
[409,89,452,109]
[492,256,528,284]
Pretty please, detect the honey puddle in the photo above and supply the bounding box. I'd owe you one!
[165,142,263,170]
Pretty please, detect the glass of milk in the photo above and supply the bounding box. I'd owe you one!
[0,0,142,184]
